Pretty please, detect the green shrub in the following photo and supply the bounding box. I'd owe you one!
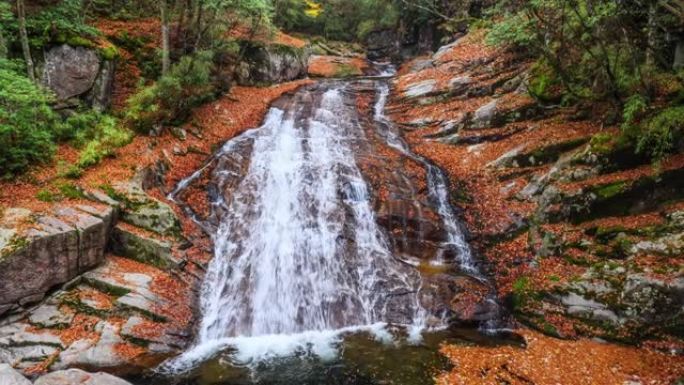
[0,60,57,178]
[636,106,684,161]
[57,111,132,171]
[36,189,57,202]
[622,94,649,132]
[125,51,217,133]
[74,114,132,169]
[485,12,535,48]
[527,61,561,102]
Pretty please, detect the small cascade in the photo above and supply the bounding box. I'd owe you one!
[372,82,477,273]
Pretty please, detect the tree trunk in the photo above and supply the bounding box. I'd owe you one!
[0,28,7,59]
[646,2,657,67]
[161,0,170,76]
[17,0,36,82]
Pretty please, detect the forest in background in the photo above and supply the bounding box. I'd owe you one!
[0,0,682,180]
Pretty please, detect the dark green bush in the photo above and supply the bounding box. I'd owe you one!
[635,106,684,161]
[0,60,57,178]
[125,51,217,133]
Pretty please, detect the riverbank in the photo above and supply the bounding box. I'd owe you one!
[389,30,684,384]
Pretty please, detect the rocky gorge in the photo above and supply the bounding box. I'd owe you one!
[0,15,683,385]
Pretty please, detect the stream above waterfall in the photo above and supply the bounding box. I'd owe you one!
[151,72,505,384]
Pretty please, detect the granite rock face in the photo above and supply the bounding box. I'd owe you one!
[0,205,115,312]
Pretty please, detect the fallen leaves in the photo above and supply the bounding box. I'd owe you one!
[437,329,684,385]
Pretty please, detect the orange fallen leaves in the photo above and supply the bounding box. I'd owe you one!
[438,329,684,385]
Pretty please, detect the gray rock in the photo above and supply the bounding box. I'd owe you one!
[120,317,182,349]
[487,145,526,169]
[622,274,684,323]
[0,364,31,385]
[674,39,684,71]
[89,60,115,112]
[403,79,437,98]
[0,323,64,348]
[561,293,619,323]
[28,305,74,328]
[113,182,180,236]
[236,42,310,85]
[0,206,113,308]
[1,344,59,363]
[110,224,177,270]
[631,233,684,256]
[35,368,133,385]
[448,76,472,93]
[0,209,32,228]
[116,293,166,322]
[409,59,434,73]
[432,39,462,62]
[471,99,498,129]
[667,210,684,228]
[42,45,101,101]
[54,322,126,371]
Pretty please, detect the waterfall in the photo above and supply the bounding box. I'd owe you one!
[162,85,428,372]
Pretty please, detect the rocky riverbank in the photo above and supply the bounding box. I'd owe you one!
[389,30,684,383]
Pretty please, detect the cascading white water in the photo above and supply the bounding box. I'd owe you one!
[162,86,428,372]
[373,82,477,273]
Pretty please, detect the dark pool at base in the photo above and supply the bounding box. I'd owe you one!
[128,328,524,385]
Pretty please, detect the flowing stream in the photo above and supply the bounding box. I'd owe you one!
[161,72,500,383]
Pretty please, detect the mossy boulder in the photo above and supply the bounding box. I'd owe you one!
[103,182,181,237]
[110,224,179,270]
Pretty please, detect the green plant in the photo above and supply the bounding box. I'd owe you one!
[0,59,57,178]
[57,111,132,172]
[621,94,649,133]
[125,51,217,133]
[36,189,57,202]
[636,106,684,162]
[57,183,85,199]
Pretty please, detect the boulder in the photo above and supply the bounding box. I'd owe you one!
[471,99,498,129]
[621,274,684,324]
[448,76,472,94]
[42,44,101,101]
[88,60,116,112]
[34,368,132,385]
[0,364,31,385]
[403,79,437,99]
[236,42,310,85]
[0,205,114,309]
[486,145,526,169]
